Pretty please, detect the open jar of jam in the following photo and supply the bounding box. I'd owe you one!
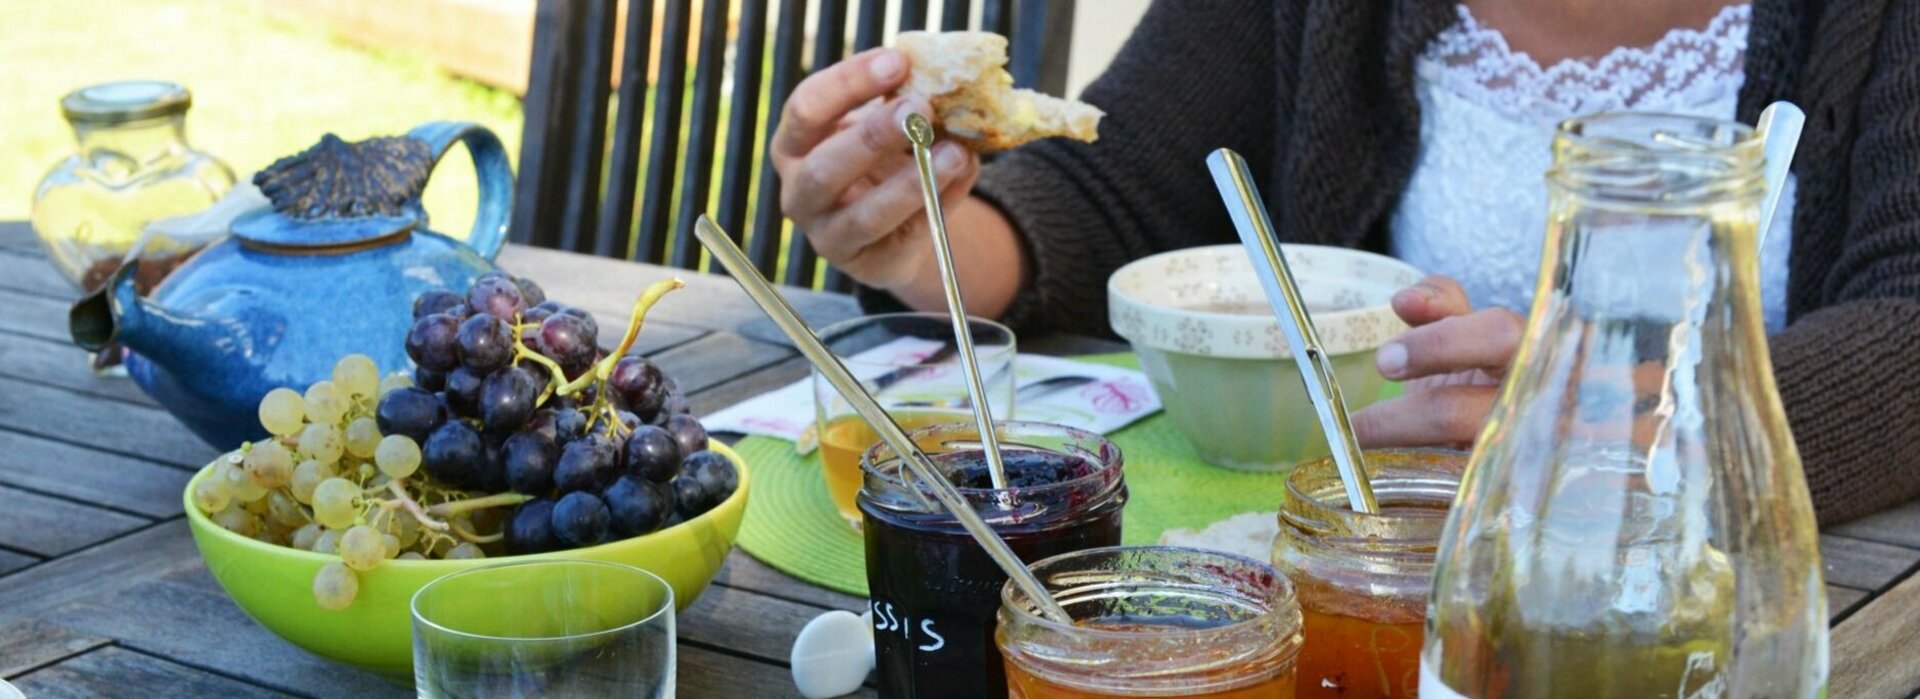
[997,546,1304,698]
[860,421,1127,699]
[1272,449,1464,699]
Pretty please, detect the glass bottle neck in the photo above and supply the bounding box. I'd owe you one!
[71,115,190,170]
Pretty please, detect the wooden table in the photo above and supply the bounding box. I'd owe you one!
[0,221,1914,698]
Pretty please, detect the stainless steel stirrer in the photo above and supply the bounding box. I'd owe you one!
[902,112,1011,491]
[1207,149,1379,514]
[692,215,1073,623]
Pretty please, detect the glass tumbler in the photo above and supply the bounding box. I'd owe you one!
[814,312,1015,528]
[412,559,675,697]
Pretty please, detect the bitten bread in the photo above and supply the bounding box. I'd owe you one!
[893,31,1103,152]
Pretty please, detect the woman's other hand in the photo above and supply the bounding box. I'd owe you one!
[1350,276,1524,449]
[769,48,981,290]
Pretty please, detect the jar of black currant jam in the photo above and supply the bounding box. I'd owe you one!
[858,420,1127,699]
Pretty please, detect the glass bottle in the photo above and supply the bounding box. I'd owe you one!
[1421,113,1827,698]
[31,81,234,293]
[1274,449,1465,698]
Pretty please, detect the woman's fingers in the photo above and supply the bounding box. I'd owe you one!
[1390,275,1474,326]
[809,142,977,261]
[786,98,926,218]
[1376,307,1524,381]
[1350,384,1499,449]
[773,48,908,159]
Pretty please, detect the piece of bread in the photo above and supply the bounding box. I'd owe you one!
[1157,511,1280,562]
[893,31,1103,152]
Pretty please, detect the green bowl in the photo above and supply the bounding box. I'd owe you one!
[183,441,751,677]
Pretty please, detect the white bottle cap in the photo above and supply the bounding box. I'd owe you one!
[790,609,876,699]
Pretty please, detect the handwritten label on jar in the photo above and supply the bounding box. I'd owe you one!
[870,600,947,652]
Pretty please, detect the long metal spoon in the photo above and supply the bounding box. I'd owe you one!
[693,215,1073,623]
[902,112,1012,491]
[1207,149,1379,514]
[1753,102,1804,253]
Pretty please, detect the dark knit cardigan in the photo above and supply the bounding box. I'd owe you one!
[868,0,1920,524]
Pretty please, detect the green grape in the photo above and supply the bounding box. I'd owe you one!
[397,551,426,561]
[379,371,414,397]
[253,525,288,546]
[191,475,231,514]
[304,381,347,424]
[312,478,362,529]
[244,440,295,490]
[382,533,402,559]
[299,423,345,465]
[291,522,323,550]
[375,435,422,479]
[446,542,486,560]
[344,417,382,459]
[258,388,307,436]
[312,561,358,610]
[339,525,385,571]
[333,354,381,402]
[266,491,308,528]
[314,529,341,554]
[226,462,269,502]
[289,459,334,504]
[211,505,261,537]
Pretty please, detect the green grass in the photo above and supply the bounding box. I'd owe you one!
[0,0,523,238]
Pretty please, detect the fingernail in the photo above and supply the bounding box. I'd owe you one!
[935,143,965,172]
[870,50,904,81]
[894,100,919,124]
[1377,343,1407,378]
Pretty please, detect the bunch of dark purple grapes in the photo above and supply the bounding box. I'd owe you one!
[378,271,737,554]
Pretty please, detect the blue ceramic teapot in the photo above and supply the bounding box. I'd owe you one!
[71,122,512,449]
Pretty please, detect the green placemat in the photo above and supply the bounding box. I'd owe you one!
[733,353,1392,596]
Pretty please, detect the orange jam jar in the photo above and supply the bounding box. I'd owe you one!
[997,546,1304,698]
[1272,450,1465,699]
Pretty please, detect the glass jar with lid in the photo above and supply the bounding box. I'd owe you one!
[31,81,235,293]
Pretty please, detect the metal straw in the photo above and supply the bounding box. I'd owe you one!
[693,215,1072,623]
[902,112,1011,491]
[1753,102,1804,253]
[1206,149,1379,514]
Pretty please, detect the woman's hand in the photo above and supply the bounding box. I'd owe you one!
[769,48,981,291]
[1350,276,1524,449]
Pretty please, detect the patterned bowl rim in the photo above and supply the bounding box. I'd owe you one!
[1106,244,1423,360]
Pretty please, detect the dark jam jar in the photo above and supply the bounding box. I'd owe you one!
[859,421,1127,699]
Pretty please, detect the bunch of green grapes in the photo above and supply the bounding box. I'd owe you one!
[191,354,523,610]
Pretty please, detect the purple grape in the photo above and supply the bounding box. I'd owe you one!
[506,499,562,554]
[405,313,461,371]
[376,387,445,443]
[443,366,485,417]
[558,306,598,338]
[457,314,514,373]
[523,300,564,324]
[538,313,597,371]
[553,436,619,493]
[503,430,558,494]
[479,365,542,432]
[413,365,447,392]
[663,414,708,456]
[683,450,738,500]
[516,277,547,306]
[608,356,666,417]
[412,290,464,319]
[604,476,671,536]
[552,491,611,547]
[422,421,486,488]
[467,276,527,321]
[623,425,682,483]
[669,473,710,520]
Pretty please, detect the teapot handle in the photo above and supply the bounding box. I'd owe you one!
[407,121,512,261]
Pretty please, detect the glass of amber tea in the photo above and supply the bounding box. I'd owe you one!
[997,546,1303,698]
[813,312,1014,529]
[1271,449,1464,699]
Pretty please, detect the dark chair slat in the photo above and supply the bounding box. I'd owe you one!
[783,0,850,287]
[1010,0,1075,95]
[941,0,971,30]
[668,0,735,269]
[853,0,886,50]
[982,0,1012,36]
[635,0,696,264]
[510,0,581,248]
[594,0,661,260]
[555,0,619,253]
[898,0,929,30]
[748,0,810,278]
[713,0,772,268]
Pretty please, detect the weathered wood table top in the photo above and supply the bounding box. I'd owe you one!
[0,220,1914,698]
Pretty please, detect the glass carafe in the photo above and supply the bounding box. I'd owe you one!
[1421,113,1827,698]
[31,81,234,293]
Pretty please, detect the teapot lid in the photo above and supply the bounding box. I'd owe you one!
[232,133,434,248]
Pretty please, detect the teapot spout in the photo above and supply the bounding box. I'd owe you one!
[70,261,203,363]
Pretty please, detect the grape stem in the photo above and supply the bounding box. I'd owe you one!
[426,491,534,518]
[558,278,686,397]
[384,481,451,532]
[450,518,504,544]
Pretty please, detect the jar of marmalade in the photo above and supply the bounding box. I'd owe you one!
[1272,449,1464,699]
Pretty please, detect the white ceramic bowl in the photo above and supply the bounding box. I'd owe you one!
[1109,244,1422,471]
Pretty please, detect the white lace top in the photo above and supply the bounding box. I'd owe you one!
[1391,4,1795,330]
